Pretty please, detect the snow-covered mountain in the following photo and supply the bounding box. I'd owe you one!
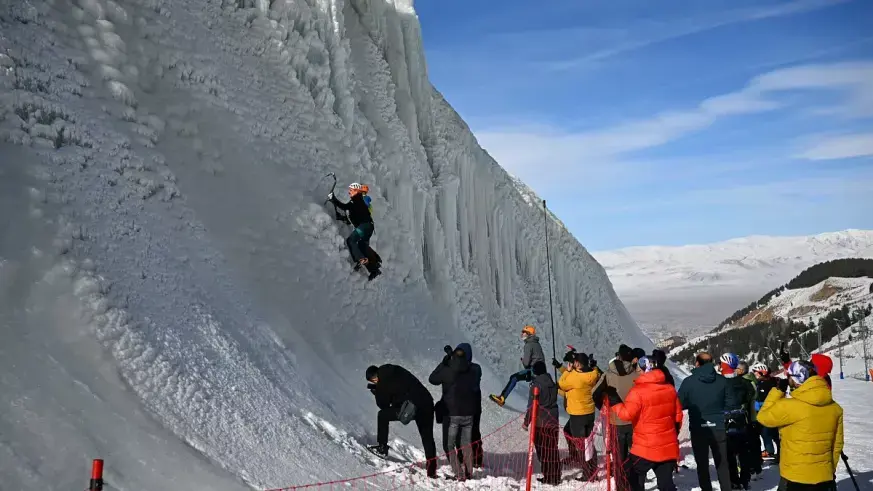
[592,230,873,336]
[726,277,873,330]
[0,1,646,489]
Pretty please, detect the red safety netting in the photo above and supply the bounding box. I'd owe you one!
[266,396,632,490]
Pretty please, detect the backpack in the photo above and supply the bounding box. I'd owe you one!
[725,408,748,435]
[363,194,372,213]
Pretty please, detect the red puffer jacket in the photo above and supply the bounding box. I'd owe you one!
[612,369,682,462]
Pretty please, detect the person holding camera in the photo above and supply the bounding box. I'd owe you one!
[757,361,844,491]
[365,364,438,478]
[428,345,481,480]
[557,352,602,478]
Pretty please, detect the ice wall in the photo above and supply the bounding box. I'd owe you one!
[0,0,648,488]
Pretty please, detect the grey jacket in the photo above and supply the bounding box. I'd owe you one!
[521,336,545,369]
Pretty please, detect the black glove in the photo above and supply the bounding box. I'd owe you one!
[779,342,790,365]
[777,377,789,393]
[552,357,562,369]
[442,345,453,365]
[589,354,597,368]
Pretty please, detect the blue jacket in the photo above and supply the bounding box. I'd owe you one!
[678,363,730,430]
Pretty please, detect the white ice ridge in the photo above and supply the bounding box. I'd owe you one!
[0,0,648,488]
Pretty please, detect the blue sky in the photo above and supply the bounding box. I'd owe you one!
[416,0,873,250]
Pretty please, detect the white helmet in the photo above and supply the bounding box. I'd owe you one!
[750,362,768,374]
[348,182,363,190]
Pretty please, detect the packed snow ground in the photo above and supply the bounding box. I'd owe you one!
[592,230,873,337]
[0,0,649,489]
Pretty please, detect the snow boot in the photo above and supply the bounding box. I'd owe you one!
[489,394,505,407]
[366,444,389,458]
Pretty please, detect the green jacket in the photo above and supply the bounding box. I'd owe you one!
[742,373,758,421]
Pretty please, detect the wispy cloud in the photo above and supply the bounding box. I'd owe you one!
[799,132,873,160]
[476,60,873,192]
[544,0,849,71]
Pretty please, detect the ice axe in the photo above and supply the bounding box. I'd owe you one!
[842,452,860,491]
[322,172,350,224]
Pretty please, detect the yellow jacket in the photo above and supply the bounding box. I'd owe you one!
[558,369,600,416]
[757,376,843,485]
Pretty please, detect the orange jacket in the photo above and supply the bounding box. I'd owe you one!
[612,370,682,462]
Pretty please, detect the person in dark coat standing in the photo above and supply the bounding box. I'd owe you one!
[524,361,562,485]
[429,346,481,480]
[456,343,484,468]
[751,363,781,461]
[677,352,732,491]
[720,353,756,490]
[366,364,437,478]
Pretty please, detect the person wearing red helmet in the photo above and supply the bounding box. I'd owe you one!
[328,182,380,279]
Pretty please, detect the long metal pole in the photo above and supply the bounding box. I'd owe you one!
[862,313,870,382]
[543,200,558,380]
[837,319,845,380]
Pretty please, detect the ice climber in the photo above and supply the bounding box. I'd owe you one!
[612,356,683,491]
[365,364,437,478]
[489,325,545,407]
[524,361,562,485]
[328,182,381,279]
[428,345,481,480]
[677,352,732,491]
[757,360,844,491]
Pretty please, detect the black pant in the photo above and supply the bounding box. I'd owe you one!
[727,430,752,485]
[747,423,763,474]
[441,410,483,469]
[777,478,837,491]
[534,424,562,484]
[613,425,634,491]
[690,428,732,491]
[378,403,437,476]
[629,455,676,491]
[564,413,597,477]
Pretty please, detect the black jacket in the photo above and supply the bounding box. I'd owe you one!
[755,377,778,402]
[725,374,755,412]
[428,356,480,417]
[331,193,372,228]
[524,373,559,428]
[678,363,729,430]
[371,364,433,411]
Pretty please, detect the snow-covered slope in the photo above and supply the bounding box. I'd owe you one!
[592,230,873,335]
[0,0,646,489]
[729,277,873,329]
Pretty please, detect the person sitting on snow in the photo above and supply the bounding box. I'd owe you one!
[489,325,545,407]
[328,182,380,277]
